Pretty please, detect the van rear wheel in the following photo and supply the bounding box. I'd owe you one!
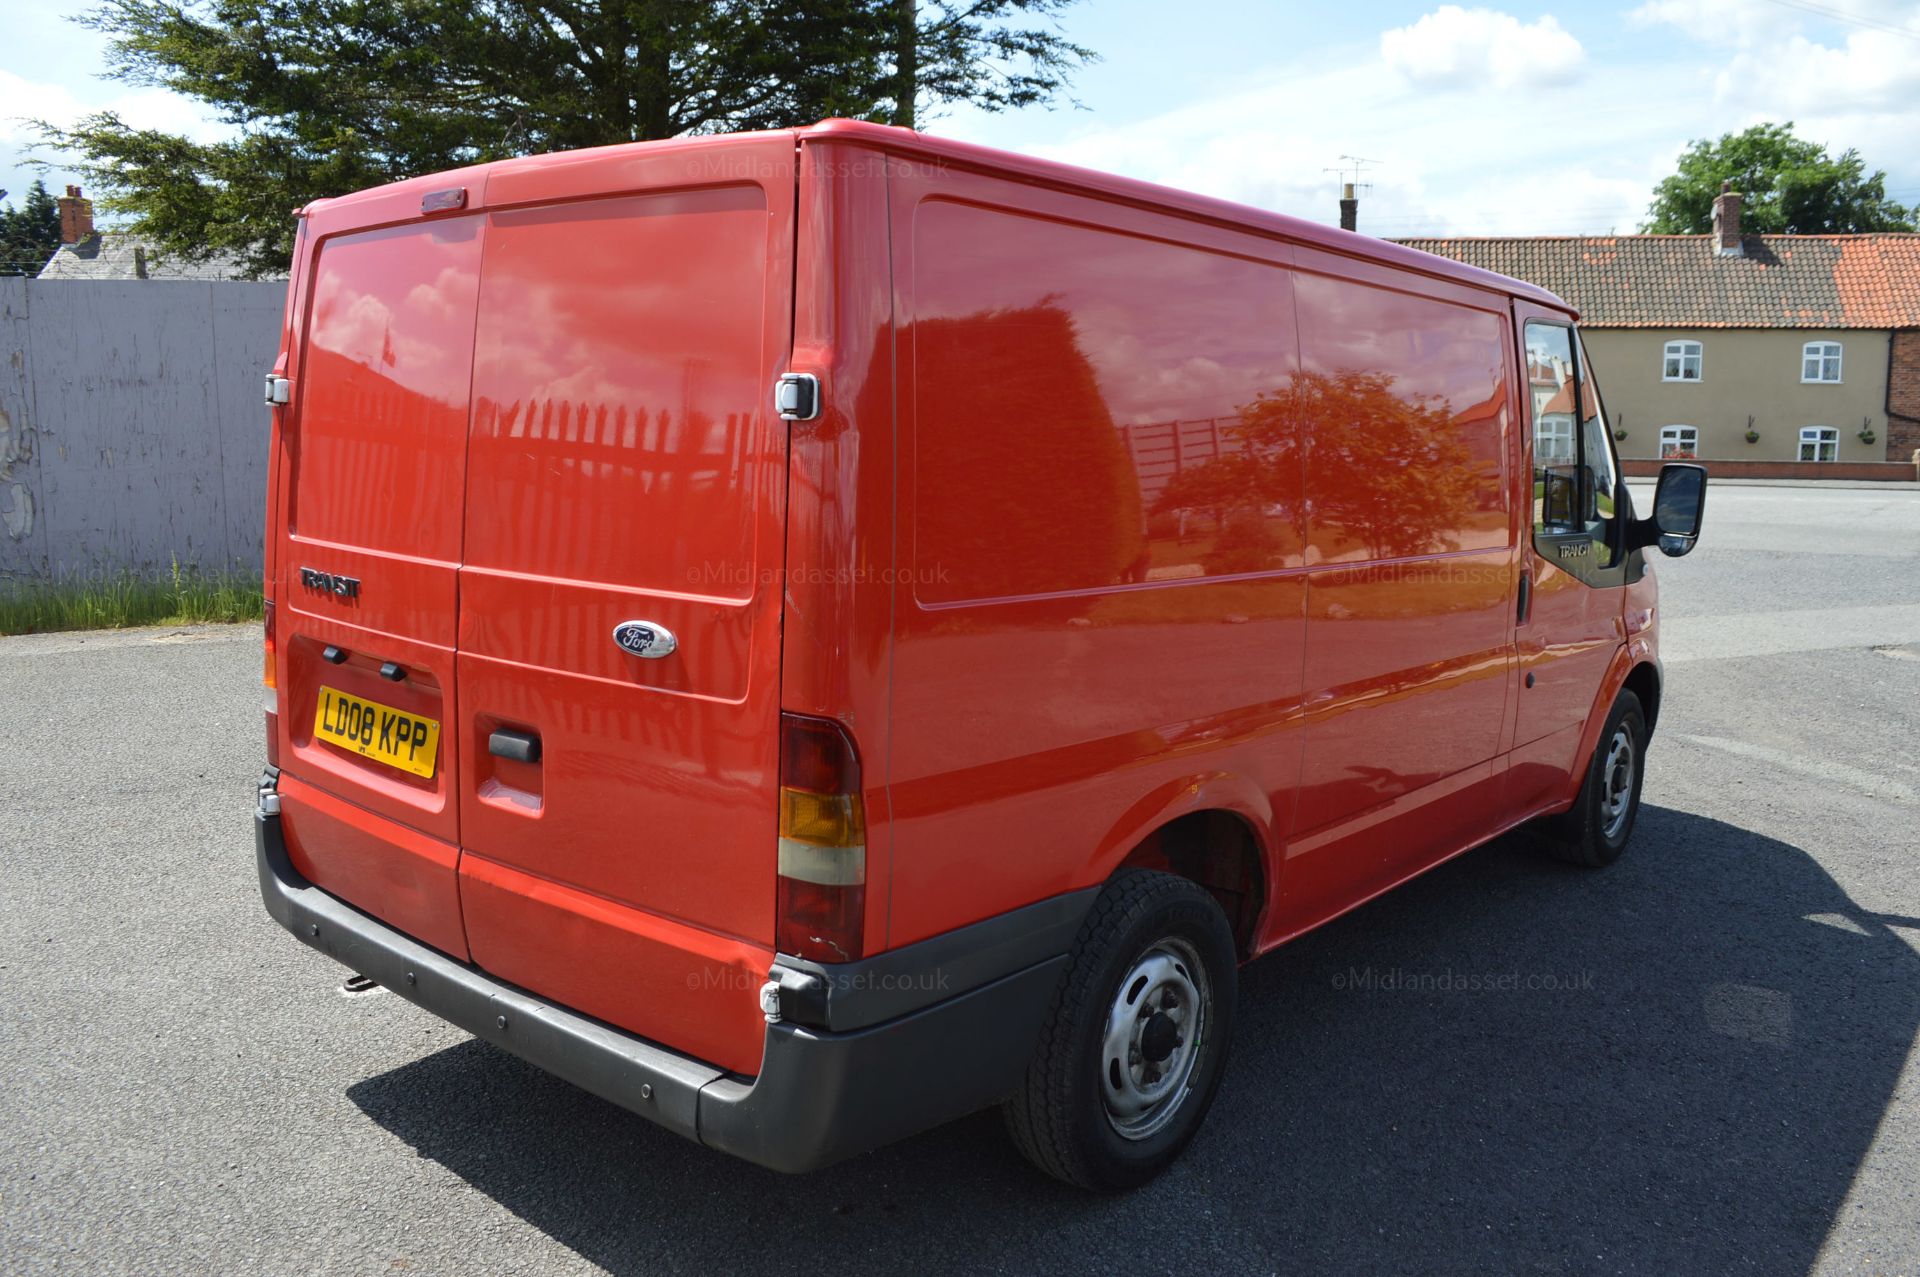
[1540,689,1647,868]
[1003,869,1237,1190]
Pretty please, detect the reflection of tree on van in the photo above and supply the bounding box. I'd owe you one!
[1152,369,1484,566]
[914,300,1148,598]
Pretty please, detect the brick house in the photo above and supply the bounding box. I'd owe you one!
[35,186,274,281]
[1401,187,1920,478]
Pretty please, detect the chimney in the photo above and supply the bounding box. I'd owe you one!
[57,185,95,245]
[1711,180,1743,257]
[1339,182,1358,232]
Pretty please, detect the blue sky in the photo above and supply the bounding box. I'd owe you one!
[3,0,1918,237]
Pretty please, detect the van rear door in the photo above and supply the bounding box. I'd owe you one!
[273,192,487,959]
[452,140,796,1076]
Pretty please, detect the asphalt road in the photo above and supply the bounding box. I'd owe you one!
[3,484,1918,1275]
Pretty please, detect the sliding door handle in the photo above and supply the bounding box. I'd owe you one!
[488,729,541,764]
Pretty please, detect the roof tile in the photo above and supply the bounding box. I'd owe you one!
[1393,234,1920,329]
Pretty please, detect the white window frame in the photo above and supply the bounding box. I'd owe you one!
[1659,425,1698,459]
[1798,426,1839,462]
[1801,341,1842,383]
[1535,415,1576,466]
[1662,340,1703,383]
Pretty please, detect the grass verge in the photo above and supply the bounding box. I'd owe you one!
[0,561,264,636]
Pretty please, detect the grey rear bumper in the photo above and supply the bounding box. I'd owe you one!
[254,807,1086,1173]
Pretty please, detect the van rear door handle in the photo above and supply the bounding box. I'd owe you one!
[488,729,541,764]
[1516,570,1532,625]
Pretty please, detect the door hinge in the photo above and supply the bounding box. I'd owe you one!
[264,374,291,407]
[774,372,820,422]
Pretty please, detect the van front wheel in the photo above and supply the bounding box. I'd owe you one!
[1003,869,1237,1190]
[1541,689,1647,868]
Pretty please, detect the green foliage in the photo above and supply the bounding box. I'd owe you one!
[0,180,62,276]
[0,561,264,635]
[37,0,1092,276]
[1154,369,1481,564]
[889,0,1094,129]
[1643,122,1916,234]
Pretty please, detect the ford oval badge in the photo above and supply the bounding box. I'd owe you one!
[612,620,677,660]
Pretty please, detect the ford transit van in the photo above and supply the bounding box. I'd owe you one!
[254,120,1707,1189]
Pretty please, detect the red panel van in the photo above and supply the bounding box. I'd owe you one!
[254,120,1707,1189]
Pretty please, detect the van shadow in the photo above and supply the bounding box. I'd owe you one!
[346,805,1920,1275]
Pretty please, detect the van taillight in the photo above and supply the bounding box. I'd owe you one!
[776,713,865,963]
[262,599,277,690]
[262,599,279,768]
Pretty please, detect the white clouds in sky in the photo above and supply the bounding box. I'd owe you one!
[0,66,229,210]
[1380,5,1585,90]
[943,2,1920,238]
[1632,0,1920,199]
[0,68,228,145]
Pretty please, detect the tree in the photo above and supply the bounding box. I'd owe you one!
[1643,122,1916,234]
[1153,369,1481,564]
[885,0,1093,130]
[0,181,62,276]
[38,0,1092,276]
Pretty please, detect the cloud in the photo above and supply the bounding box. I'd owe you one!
[936,1,1919,239]
[1631,0,1918,48]
[1007,33,1663,238]
[1628,0,1795,46]
[1718,30,1920,116]
[1380,6,1584,90]
[1630,0,1920,183]
[0,68,228,145]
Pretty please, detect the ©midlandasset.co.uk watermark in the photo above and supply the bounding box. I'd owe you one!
[687,561,953,588]
[685,965,953,994]
[1334,966,1595,993]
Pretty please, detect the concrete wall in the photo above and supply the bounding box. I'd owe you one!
[1583,327,1892,465]
[0,276,287,583]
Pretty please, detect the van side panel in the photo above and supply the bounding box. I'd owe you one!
[884,163,1306,950]
[783,141,901,948]
[1277,254,1520,929]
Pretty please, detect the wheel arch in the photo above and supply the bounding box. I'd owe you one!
[1622,659,1662,739]
[1561,640,1658,805]
[1109,801,1271,961]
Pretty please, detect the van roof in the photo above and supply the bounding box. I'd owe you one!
[303,119,1572,318]
[794,119,1573,317]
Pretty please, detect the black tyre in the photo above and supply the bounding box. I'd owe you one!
[1003,868,1237,1190]
[1540,689,1647,868]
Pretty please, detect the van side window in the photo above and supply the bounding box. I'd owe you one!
[1572,330,1619,568]
[1525,321,1619,571]
[1526,323,1579,533]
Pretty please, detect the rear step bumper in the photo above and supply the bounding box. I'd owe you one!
[254,804,1089,1173]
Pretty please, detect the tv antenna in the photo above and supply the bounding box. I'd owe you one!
[1325,155,1381,195]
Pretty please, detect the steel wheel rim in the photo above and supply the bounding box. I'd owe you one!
[1100,936,1211,1142]
[1599,725,1636,840]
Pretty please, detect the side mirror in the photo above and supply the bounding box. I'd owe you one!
[1630,463,1707,557]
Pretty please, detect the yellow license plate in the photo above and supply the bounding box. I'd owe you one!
[313,686,441,779]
